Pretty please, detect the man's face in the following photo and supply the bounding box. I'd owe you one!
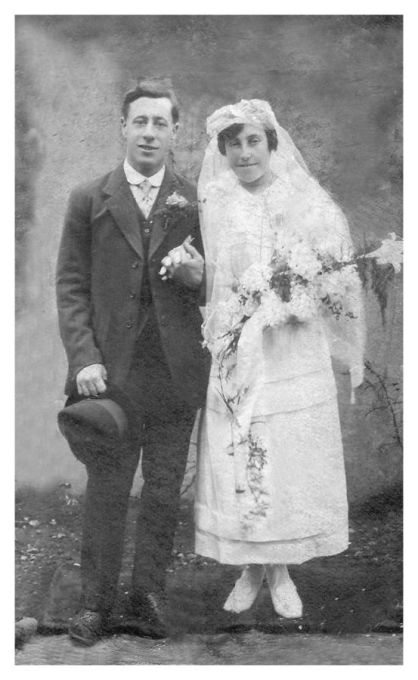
[121,96,177,176]
[224,123,271,184]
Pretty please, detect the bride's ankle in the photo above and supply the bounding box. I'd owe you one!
[245,564,266,578]
[266,564,290,583]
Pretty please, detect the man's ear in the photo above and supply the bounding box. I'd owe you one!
[121,117,127,139]
[172,122,179,139]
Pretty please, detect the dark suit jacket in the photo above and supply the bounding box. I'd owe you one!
[56,162,210,408]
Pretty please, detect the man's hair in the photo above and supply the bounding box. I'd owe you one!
[217,122,278,155]
[121,78,179,123]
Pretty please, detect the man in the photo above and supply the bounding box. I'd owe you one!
[56,78,209,645]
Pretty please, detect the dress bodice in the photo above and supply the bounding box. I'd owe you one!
[216,178,291,282]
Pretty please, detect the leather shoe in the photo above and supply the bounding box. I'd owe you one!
[122,589,168,639]
[69,609,107,646]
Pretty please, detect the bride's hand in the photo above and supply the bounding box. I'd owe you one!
[159,238,204,289]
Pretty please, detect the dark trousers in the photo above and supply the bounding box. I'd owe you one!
[79,313,196,616]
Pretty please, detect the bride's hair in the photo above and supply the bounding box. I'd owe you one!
[217,123,278,156]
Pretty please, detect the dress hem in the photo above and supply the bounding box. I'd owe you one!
[195,527,348,565]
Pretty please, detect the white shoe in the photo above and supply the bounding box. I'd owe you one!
[223,564,265,613]
[266,565,303,619]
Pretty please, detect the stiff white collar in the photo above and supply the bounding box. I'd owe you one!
[123,159,165,187]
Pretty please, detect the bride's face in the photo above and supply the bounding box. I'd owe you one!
[224,123,271,184]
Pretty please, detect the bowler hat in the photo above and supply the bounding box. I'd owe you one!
[58,398,129,462]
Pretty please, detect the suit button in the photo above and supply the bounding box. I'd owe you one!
[126,321,133,329]
[129,292,136,299]
[131,261,139,269]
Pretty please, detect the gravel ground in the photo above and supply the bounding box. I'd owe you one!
[15,484,403,664]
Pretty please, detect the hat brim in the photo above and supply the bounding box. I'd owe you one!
[58,398,128,461]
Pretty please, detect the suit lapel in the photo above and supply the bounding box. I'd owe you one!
[148,167,180,261]
[102,163,144,260]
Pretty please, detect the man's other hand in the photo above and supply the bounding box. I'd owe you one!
[76,364,108,397]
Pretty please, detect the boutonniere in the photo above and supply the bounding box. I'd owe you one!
[155,191,197,231]
[165,191,190,209]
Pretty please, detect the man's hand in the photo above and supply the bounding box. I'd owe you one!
[160,238,204,289]
[76,363,108,397]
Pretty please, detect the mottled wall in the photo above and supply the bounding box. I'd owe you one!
[15,15,402,501]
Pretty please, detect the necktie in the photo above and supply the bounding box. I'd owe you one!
[137,178,154,218]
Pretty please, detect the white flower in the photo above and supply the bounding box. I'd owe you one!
[317,266,358,301]
[242,297,260,318]
[166,191,189,208]
[225,295,244,322]
[238,262,272,295]
[287,242,322,281]
[258,289,291,327]
[363,232,403,273]
[287,283,318,321]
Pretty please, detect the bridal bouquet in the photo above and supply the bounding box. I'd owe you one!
[207,232,403,364]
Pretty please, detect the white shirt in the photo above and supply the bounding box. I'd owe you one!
[123,159,165,218]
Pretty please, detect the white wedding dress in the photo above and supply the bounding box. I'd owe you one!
[195,173,363,565]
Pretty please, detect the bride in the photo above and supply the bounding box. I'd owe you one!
[194,99,365,618]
